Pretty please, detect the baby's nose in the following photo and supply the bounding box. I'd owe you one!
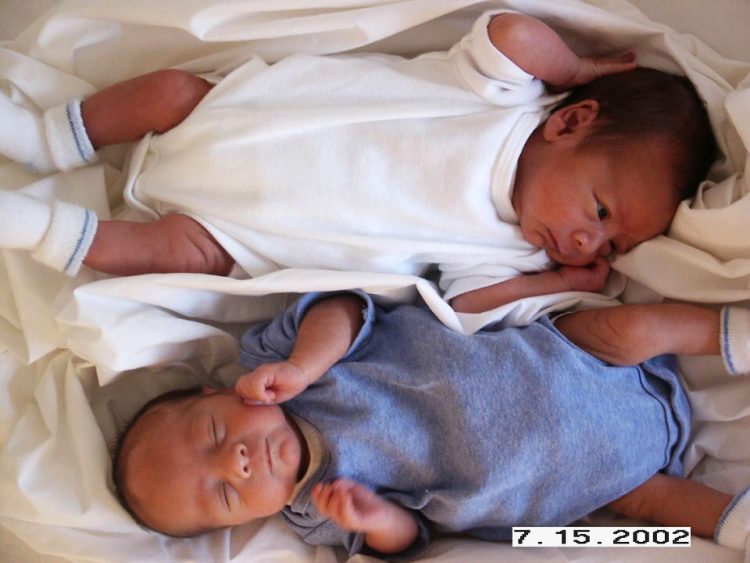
[228,442,251,479]
[572,228,605,256]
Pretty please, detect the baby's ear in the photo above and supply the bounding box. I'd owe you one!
[543,99,599,142]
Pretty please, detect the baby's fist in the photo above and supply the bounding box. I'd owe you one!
[235,361,309,404]
[559,256,610,293]
[311,479,392,532]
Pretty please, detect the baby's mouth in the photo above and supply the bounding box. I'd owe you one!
[545,229,560,255]
[265,438,273,474]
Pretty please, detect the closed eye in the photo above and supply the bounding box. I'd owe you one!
[222,482,231,510]
[211,417,218,447]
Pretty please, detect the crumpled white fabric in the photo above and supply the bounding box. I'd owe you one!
[1,1,749,562]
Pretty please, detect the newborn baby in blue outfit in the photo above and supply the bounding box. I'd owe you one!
[113,292,750,558]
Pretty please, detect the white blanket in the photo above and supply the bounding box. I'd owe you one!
[1,1,749,562]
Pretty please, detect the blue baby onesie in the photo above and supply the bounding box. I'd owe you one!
[239,293,690,558]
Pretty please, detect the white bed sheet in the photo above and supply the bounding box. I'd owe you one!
[1,1,749,562]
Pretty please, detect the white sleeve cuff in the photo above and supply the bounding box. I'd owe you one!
[449,9,547,106]
[31,200,98,276]
[716,486,750,550]
[466,10,536,85]
[43,99,98,173]
[720,307,750,376]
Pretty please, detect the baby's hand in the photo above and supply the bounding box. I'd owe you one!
[558,51,637,90]
[558,256,611,293]
[311,479,395,533]
[235,361,309,404]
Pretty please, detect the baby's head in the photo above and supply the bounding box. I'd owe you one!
[112,386,306,537]
[514,68,716,266]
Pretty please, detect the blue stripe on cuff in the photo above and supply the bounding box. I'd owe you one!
[723,308,738,375]
[715,485,750,543]
[66,101,92,164]
[64,209,94,273]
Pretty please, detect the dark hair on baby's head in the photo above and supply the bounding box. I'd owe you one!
[111,385,207,538]
[555,67,716,200]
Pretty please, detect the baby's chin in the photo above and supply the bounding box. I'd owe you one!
[546,250,597,268]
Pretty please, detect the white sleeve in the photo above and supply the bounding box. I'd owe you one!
[0,95,97,174]
[0,190,97,276]
[450,10,546,105]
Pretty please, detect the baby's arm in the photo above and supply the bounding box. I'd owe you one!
[236,294,364,403]
[311,478,419,555]
[487,13,637,89]
[554,303,720,365]
[451,257,610,314]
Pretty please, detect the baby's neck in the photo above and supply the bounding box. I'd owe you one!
[285,414,329,505]
[286,413,310,481]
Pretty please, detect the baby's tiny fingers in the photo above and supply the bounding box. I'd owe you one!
[336,495,360,526]
[610,51,636,63]
[333,479,355,493]
[591,255,609,269]
[328,487,359,526]
[241,398,265,406]
[262,389,276,402]
[311,482,328,501]
[311,483,335,512]
[248,375,277,402]
[599,55,637,73]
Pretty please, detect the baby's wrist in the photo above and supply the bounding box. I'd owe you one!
[540,268,576,291]
[286,357,316,386]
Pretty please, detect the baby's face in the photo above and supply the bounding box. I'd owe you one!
[121,389,304,536]
[514,134,678,266]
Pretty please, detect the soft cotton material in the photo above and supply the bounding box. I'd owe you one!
[716,486,750,549]
[239,292,690,557]
[0,190,97,275]
[128,10,560,300]
[2,1,750,561]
